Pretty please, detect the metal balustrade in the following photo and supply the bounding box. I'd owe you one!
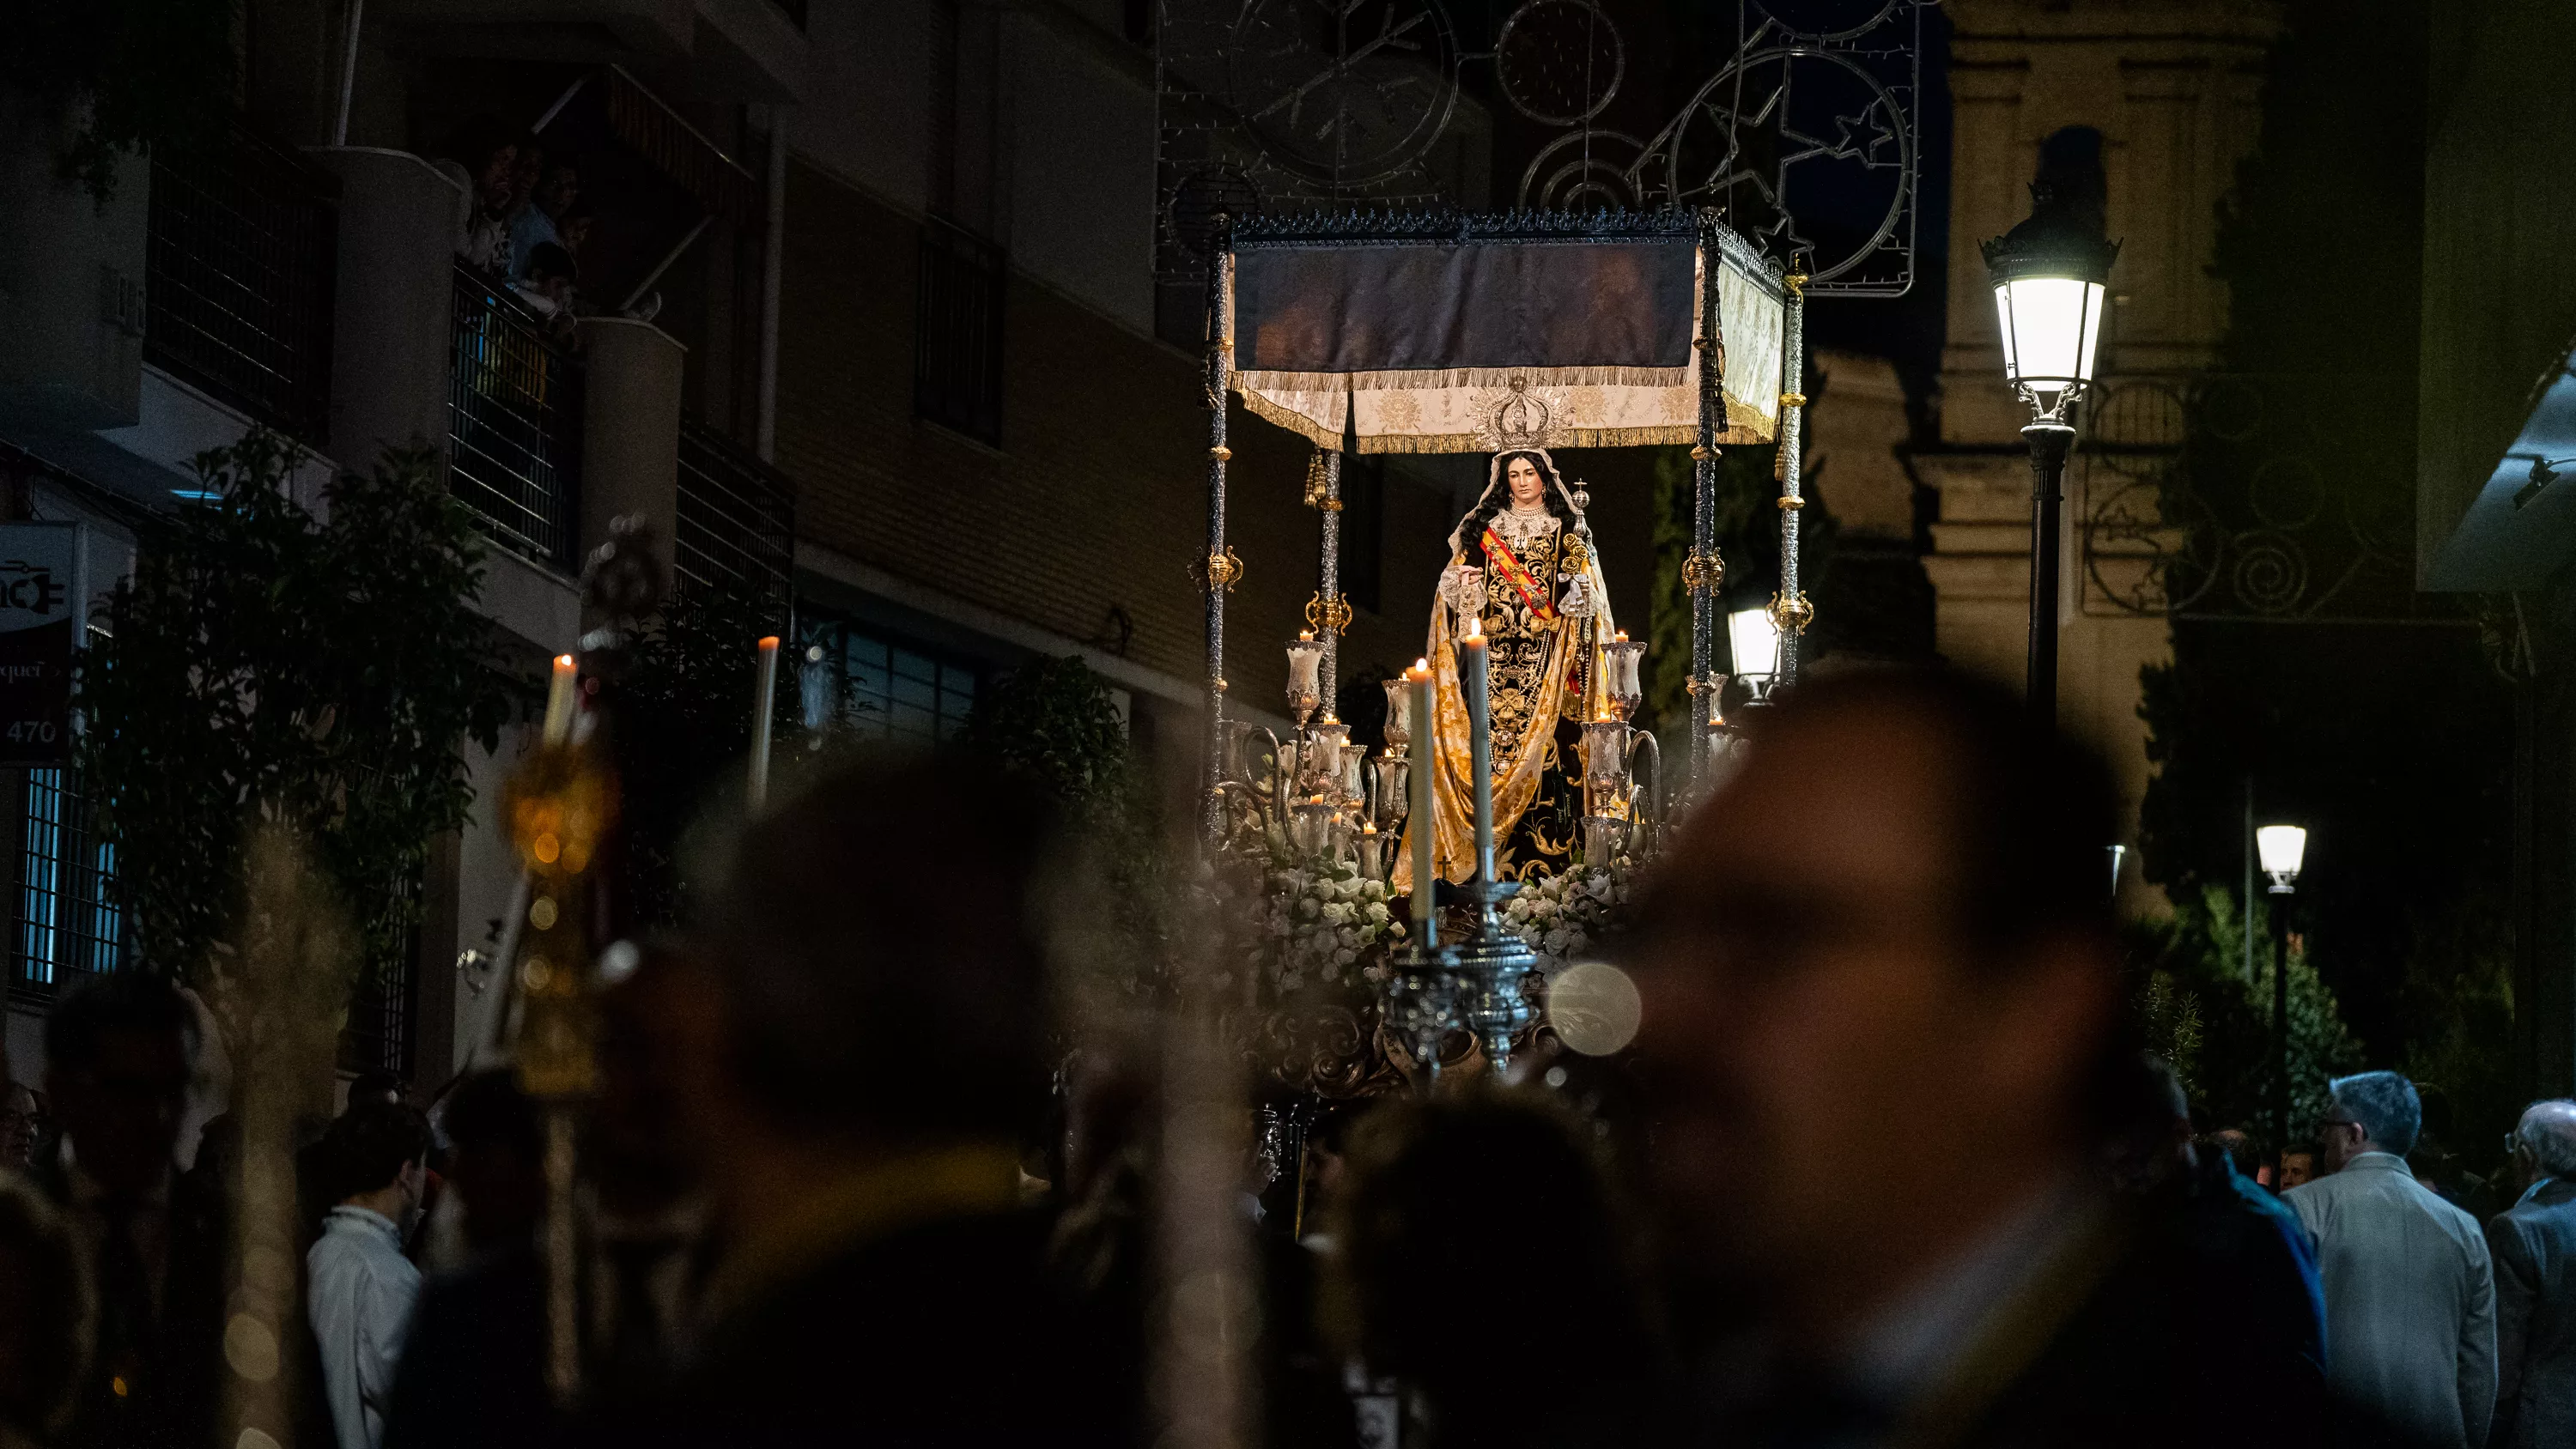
[676,415,796,619]
[449,266,584,571]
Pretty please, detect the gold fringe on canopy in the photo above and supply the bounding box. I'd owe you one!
[1232,247,1785,455]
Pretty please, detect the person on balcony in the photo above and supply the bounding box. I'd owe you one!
[434,118,519,276]
[509,155,582,286]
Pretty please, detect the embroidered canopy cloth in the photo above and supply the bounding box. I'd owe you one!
[1229,218,1785,453]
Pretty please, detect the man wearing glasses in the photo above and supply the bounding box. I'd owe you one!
[2286,1071,2497,1449]
[2486,1100,2576,1449]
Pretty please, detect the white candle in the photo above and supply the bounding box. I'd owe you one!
[749,635,781,807]
[1407,659,1436,943]
[542,654,577,743]
[1460,619,1494,882]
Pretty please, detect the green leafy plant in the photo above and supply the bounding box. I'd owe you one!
[956,657,1178,1004]
[954,655,1132,809]
[608,572,798,925]
[78,432,518,990]
[2124,883,2366,1148]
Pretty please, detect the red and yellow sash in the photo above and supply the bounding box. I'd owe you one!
[1479,527,1555,623]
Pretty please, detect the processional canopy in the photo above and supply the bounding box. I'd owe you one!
[1228,211,1786,454]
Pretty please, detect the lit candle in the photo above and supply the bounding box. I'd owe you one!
[1407,658,1436,943]
[749,635,781,807]
[542,653,577,743]
[1459,620,1494,882]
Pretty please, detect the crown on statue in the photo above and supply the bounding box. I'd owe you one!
[1475,377,1565,454]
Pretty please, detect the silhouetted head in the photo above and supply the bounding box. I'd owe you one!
[1625,667,2123,1340]
[440,1070,544,1248]
[44,974,198,1197]
[703,748,1059,1149]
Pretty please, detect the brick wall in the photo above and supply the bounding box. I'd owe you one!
[781,158,1432,718]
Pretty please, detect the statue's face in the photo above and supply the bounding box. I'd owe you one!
[1506,457,1546,508]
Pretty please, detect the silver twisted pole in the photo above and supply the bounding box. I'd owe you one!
[1688,211,1723,789]
[1775,266,1812,683]
[1200,227,1236,849]
[1319,448,1342,706]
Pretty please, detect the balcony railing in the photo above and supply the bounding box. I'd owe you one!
[676,416,796,620]
[145,121,340,445]
[449,266,583,571]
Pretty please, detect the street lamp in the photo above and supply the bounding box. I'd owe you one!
[1728,604,1782,705]
[1983,183,2117,725]
[2257,824,2308,894]
[2256,822,2308,1173]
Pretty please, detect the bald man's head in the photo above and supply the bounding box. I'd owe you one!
[2518,1100,2576,1179]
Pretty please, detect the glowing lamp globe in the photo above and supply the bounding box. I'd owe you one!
[2256,824,2308,893]
[1981,191,2118,414]
[1728,605,1781,682]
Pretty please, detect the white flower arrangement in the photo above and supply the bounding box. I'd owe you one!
[1502,862,1633,977]
[1247,832,1405,996]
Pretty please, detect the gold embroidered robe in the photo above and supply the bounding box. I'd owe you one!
[1394,517,1615,890]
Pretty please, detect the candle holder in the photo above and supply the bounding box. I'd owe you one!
[1625,730,1664,860]
[1582,717,1632,825]
[1448,876,1540,1068]
[1384,943,1463,1084]
[1376,869,1541,1085]
[1306,716,1350,792]
[1286,633,1326,726]
[1353,822,1388,882]
[1583,718,1632,791]
[1602,635,1648,721]
[1381,676,1413,757]
[1290,797,1337,857]
[1335,751,1366,810]
[1369,754,1410,828]
[1582,814,1630,868]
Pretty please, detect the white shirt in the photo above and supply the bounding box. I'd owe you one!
[307,1205,421,1449]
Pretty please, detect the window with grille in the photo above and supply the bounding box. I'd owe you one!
[798,616,982,743]
[914,219,1006,445]
[12,768,122,997]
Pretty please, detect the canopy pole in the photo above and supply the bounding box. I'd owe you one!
[1776,265,1813,683]
[1200,226,1237,849]
[1318,449,1342,707]
[1687,211,1723,790]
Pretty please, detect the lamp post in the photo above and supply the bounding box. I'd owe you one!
[1728,604,1783,706]
[1982,185,2117,725]
[2257,823,2309,1170]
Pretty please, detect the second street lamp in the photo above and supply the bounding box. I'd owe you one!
[1983,182,2118,725]
[2257,823,2309,1175]
[1727,603,1783,706]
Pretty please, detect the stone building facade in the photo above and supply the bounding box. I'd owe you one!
[1916,0,2280,913]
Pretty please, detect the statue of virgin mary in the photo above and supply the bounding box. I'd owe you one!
[1395,446,1617,890]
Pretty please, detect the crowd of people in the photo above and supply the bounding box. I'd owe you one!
[0,667,2572,1449]
[437,116,632,344]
